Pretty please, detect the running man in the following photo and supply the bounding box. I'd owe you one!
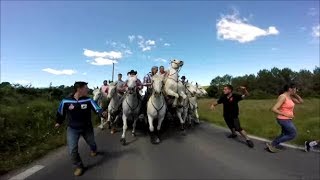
[210,85,254,148]
[140,66,158,118]
[266,83,303,153]
[55,81,106,176]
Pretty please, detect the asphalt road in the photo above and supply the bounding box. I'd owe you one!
[6,122,320,180]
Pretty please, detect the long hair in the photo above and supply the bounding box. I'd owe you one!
[279,83,296,95]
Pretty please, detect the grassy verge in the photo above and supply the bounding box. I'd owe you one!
[198,98,320,145]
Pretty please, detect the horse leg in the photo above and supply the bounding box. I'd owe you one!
[156,115,165,144]
[132,116,137,137]
[176,109,186,135]
[148,114,156,144]
[120,114,127,145]
[166,89,179,107]
[194,106,200,124]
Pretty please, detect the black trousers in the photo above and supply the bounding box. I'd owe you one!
[223,116,243,132]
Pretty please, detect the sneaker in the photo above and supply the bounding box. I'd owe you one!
[246,140,254,148]
[74,168,83,176]
[90,151,97,157]
[266,142,281,153]
[305,141,311,152]
[227,134,237,138]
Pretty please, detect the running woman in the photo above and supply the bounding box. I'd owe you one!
[266,83,303,153]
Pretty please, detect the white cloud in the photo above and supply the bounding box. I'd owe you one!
[137,36,156,52]
[42,68,76,75]
[82,72,87,75]
[83,49,122,59]
[124,49,133,55]
[216,11,279,43]
[14,80,31,85]
[155,58,168,63]
[89,57,118,66]
[128,35,135,42]
[145,40,155,45]
[312,24,320,38]
[164,43,171,46]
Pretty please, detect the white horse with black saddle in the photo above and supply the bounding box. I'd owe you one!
[121,75,141,145]
[147,74,167,144]
[107,83,122,134]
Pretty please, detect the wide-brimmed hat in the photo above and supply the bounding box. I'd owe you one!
[128,70,137,75]
[181,76,186,79]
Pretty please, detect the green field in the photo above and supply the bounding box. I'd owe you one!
[198,98,320,145]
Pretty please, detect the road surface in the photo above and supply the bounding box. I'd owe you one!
[5,122,320,180]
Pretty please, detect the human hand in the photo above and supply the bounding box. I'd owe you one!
[55,123,61,128]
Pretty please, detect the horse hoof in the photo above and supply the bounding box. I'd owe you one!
[120,138,126,145]
[155,137,161,144]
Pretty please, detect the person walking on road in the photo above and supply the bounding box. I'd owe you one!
[210,85,254,148]
[266,83,303,153]
[55,81,106,176]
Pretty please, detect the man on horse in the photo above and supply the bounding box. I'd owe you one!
[115,73,126,95]
[124,70,143,95]
[181,76,187,85]
[101,80,109,97]
[140,66,159,118]
[159,65,168,78]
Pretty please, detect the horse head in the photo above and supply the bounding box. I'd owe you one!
[127,75,138,94]
[152,74,164,96]
[170,59,184,70]
[92,88,101,101]
[107,83,117,99]
[185,82,197,96]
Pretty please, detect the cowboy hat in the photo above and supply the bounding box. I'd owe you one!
[128,70,137,75]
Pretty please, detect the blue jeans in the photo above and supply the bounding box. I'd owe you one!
[67,127,97,168]
[271,119,297,147]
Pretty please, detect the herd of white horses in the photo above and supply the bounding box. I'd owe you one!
[92,59,208,145]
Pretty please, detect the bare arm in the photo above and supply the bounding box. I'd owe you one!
[239,86,249,98]
[291,93,303,104]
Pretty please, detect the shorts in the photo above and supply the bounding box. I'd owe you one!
[224,116,243,132]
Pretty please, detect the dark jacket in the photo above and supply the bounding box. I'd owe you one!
[56,96,103,129]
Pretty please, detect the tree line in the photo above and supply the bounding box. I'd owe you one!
[206,67,320,99]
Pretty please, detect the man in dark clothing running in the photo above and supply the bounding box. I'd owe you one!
[55,81,107,176]
[210,85,254,148]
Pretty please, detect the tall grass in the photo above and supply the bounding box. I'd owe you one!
[198,98,320,145]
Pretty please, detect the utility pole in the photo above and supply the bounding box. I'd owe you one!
[112,62,114,82]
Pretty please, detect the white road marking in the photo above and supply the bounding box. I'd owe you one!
[9,165,44,180]
[209,123,320,153]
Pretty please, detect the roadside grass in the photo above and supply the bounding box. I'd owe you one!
[198,98,320,145]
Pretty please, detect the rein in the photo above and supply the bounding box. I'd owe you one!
[151,92,165,117]
[125,92,140,112]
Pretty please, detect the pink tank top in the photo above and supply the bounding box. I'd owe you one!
[277,96,295,120]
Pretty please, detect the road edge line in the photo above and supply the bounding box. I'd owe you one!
[8,165,44,180]
[208,123,320,153]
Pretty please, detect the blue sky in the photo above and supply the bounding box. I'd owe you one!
[1,1,319,88]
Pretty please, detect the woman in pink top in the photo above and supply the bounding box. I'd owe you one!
[266,83,303,153]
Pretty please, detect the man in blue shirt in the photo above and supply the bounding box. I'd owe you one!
[55,81,106,176]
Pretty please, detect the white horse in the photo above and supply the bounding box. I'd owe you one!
[164,59,186,107]
[176,81,189,132]
[107,83,122,134]
[121,75,141,145]
[147,74,167,144]
[93,88,108,129]
[185,82,200,125]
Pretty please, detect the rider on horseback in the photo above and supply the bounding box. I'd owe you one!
[140,66,158,119]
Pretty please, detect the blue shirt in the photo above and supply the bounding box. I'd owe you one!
[56,96,103,129]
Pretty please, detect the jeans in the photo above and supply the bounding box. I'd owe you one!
[271,119,297,147]
[67,126,97,168]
